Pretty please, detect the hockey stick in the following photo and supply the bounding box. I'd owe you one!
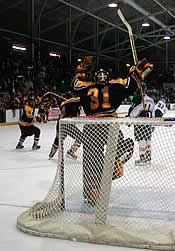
[117,8,145,108]
[42,91,67,101]
[117,8,138,65]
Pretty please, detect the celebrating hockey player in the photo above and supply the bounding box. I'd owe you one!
[129,85,168,166]
[49,96,82,160]
[72,56,153,205]
[16,94,41,150]
[129,83,155,165]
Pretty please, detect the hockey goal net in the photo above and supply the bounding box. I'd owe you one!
[17,117,175,250]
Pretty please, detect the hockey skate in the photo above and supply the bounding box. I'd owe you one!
[48,147,57,159]
[32,144,41,150]
[16,143,24,149]
[135,152,151,166]
[66,149,77,160]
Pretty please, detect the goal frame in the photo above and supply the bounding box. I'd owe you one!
[17,117,175,250]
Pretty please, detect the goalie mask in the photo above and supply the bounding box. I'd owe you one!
[95,69,109,85]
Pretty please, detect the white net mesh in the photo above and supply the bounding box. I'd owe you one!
[17,117,175,250]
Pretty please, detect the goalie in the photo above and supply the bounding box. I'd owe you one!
[72,56,153,205]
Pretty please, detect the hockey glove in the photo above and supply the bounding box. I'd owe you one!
[129,58,153,86]
[83,56,95,66]
[76,56,95,71]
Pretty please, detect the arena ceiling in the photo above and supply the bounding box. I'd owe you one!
[0,0,175,67]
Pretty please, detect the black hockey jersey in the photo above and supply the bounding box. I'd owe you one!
[72,74,138,117]
[19,104,35,126]
[60,97,81,118]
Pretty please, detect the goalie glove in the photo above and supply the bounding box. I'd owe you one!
[75,56,95,80]
[129,58,153,88]
[76,56,95,72]
[83,56,95,66]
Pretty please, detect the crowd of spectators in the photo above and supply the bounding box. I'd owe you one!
[0,51,175,111]
[0,51,72,110]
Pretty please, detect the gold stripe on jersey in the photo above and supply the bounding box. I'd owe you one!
[139,146,147,151]
[109,78,127,86]
[19,121,32,126]
[60,105,66,116]
[88,112,118,118]
[60,97,80,110]
[75,80,94,88]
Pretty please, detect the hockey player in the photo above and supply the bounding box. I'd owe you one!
[48,96,82,160]
[37,97,50,123]
[129,83,155,165]
[129,93,168,165]
[72,56,153,205]
[16,94,41,150]
[153,97,168,118]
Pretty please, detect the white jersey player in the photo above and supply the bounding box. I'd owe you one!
[153,99,168,118]
[129,94,155,118]
[129,93,155,166]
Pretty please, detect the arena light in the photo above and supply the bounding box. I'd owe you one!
[163,35,170,40]
[49,52,61,57]
[12,44,26,51]
[142,22,150,27]
[126,63,130,67]
[77,58,82,62]
[107,2,118,8]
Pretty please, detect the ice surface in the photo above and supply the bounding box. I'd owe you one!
[1,112,174,251]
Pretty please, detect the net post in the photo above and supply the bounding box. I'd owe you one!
[95,122,120,224]
[58,120,65,209]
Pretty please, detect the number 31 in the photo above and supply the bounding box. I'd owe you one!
[88,86,111,110]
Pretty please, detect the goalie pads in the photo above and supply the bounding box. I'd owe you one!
[112,161,124,180]
[129,58,153,88]
[112,136,134,180]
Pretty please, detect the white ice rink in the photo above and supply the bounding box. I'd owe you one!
[1,112,174,251]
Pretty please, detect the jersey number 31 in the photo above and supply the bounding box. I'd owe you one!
[88,86,111,110]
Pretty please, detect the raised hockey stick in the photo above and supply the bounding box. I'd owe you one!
[117,8,145,108]
[117,8,138,65]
